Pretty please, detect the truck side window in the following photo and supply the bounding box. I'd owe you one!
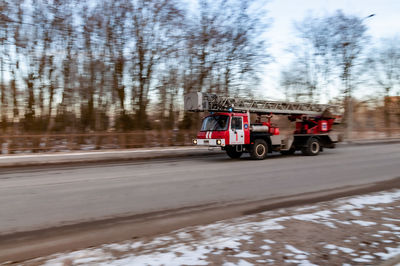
[231,117,242,130]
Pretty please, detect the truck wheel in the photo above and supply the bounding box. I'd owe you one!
[250,139,268,160]
[226,147,243,159]
[301,137,320,156]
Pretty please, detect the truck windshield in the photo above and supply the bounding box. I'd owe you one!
[201,115,229,131]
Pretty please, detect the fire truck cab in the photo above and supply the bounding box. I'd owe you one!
[195,113,248,146]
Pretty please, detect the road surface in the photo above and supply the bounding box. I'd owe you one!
[1,143,399,235]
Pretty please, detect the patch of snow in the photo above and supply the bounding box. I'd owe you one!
[146,236,174,246]
[285,244,309,255]
[292,211,332,221]
[375,245,400,260]
[295,205,319,212]
[177,231,192,239]
[353,257,372,263]
[260,244,271,250]
[234,251,259,258]
[369,206,385,211]
[352,220,377,226]
[104,245,210,266]
[299,260,318,266]
[103,243,130,252]
[284,259,318,266]
[294,254,308,259]
[292,210,337,228]
[255,217,288,231]
[383,224,400,230]
[263,251,271,256]
[208,237,242,251]
[129,241,143,249]
[349,210,361,216]
[223,259,254,266]
[263,239,275,244]
[382,217,400,222]
[43,250,113,266]
[321,222,337,228]
[239,235,253,241]
[335,220,352,225]
[378,231,393,234]
[361,254,374,259]
[323,244,353,254]
[75,256,107,264]
[338,247,355,254]
[342,190,400,209]
[324,244,337,250]
[337,204,355,211]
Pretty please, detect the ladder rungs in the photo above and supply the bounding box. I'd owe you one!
[184,92,340,116]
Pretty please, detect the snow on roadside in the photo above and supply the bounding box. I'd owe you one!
[24,189,400,266]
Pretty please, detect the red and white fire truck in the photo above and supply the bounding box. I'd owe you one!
[184,92,342,160]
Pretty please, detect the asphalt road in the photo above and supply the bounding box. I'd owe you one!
[0,143,399,235]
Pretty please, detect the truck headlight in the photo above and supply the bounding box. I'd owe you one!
[216,139,221,145]
[193,139,198,145]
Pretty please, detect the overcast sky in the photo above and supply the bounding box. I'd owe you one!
[259,0,400,101]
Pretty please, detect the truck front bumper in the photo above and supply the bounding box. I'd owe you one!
[193,138,226,147]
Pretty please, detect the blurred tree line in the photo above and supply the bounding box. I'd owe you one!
[0,0,268,133]
[1,1,399,136]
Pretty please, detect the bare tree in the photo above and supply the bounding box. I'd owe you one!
[0,0,16,131]
[157,68,181,129]
[284,15,333,102]
[281,58,315,102]
[366,37,400,133]
[283,11,369,104]
[328,11,369,138]
[329,11,369,96]
[218,0,269,95]
[129,0,184,129]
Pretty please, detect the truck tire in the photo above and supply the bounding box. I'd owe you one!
[226,147,243,159]
[250,139,268,160]
[301,137,320,156]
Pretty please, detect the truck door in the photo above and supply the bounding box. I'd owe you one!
[229,116,245,145]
